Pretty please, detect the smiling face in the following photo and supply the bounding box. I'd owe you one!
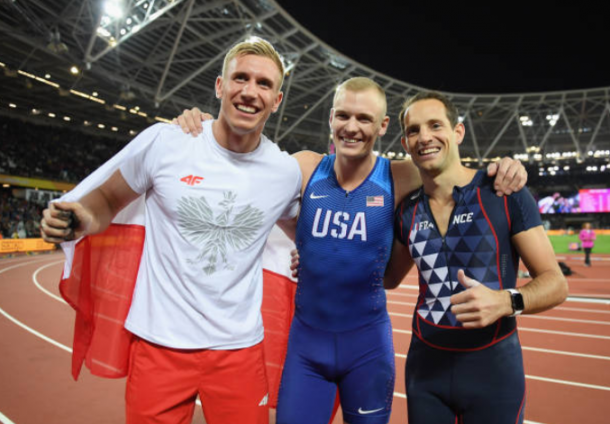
[215,53,283,139]
[330,87,389,161]
[401,98,465,176]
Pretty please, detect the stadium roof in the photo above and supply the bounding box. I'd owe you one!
[1,0,609,164]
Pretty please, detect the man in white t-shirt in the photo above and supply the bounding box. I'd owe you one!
[40,37,301,424]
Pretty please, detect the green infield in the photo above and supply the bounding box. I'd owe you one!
[547,234,610,254]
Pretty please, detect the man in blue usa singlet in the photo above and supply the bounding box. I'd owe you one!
[276,78,407,424]
[386,92,568,424]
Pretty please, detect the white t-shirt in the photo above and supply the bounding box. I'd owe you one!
[120,121,301,349]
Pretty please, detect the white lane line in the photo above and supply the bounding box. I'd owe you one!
[390,311,413,318]
[5,257,610,404]
[388,295,610,313]
[0,259,72,353]
[558,256,610,261]
[2,313,608,399]
[388,310,610,332]
[2,291,124,374]
[395,284,419,291]
[526,375,610,391]
[0,411,16,424]
[567,297,610,305]
[391,328,610,359]
[522,346,610,361]
[386,292,418,298]
[388,302,610,321]
[0,252,58,266]
[387,300,416,306]
[523,315,610,326]
[566,278,610,283]
[394,349,610,391]
[395,350,609,390]
[0,257,59,275]
[392,283,610,302]
[389,312,610,339]
[388,297,610,316]
[391,288,610,305]
[393,321,610,341]
[518,326,610,340]
[519,327,610,340]
[552,306,610,314]
[388,299,610,320]
[0,306,71,353]
[32,261,130,327]
[33,260,66,304]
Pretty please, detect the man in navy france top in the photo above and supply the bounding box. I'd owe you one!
[385,92,568,424]
[395,168,542,350]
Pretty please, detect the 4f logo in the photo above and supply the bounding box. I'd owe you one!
[181,175,204,186]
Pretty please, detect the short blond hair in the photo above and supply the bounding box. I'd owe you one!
[222,37,285,89]
[334,77,387,117]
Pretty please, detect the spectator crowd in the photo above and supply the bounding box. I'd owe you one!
[1,115,127,239]
[0,114,608,239]
[0,115,127,183]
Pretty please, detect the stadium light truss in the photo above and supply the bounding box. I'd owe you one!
[0,0,608,164]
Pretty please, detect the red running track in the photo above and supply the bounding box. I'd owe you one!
[1,252,609,424]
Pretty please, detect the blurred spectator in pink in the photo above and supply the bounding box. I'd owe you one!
[579,223,596,267]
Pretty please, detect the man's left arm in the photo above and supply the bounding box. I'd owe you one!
[384,238,415,290]
[450,226,568,328]
[510,226,568,314]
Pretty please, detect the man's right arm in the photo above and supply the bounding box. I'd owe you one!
[384,238,414,289]
[41,170,140,243]
[276,217,298,242]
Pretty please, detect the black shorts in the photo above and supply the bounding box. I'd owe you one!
[405,331,526,424]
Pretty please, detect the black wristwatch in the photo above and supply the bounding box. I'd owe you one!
[506,288,524,317]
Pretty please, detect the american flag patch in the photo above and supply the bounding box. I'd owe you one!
[366,196,384,207]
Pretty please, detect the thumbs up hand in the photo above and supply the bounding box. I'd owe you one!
[450,269,511,328]
[457,269,480,289]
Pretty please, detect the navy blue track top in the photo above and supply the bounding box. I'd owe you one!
[395,170,541,350]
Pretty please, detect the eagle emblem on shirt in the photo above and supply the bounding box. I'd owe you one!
[177,191,264,275]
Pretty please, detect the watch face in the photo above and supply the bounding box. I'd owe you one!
[512,291,525,312]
